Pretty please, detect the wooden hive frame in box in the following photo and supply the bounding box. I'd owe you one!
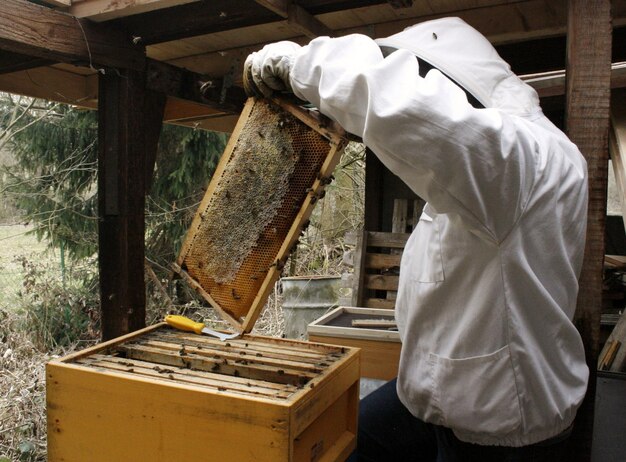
[47,324,359,461]
[174,96,347,333]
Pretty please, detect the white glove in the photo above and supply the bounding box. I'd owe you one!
[244,41,301,97]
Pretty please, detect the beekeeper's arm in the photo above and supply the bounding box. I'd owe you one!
[246,35,538,242]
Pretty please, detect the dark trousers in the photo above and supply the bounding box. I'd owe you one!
[347,379,570,462]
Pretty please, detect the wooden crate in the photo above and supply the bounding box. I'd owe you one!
[47,324,359,462]
[308,306,400,381]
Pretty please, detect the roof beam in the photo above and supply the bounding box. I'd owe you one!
[254,1,333,38]
[0,0,144,70]
[0,51,52,74]
[145,59,246,114]
[37,0,71,7]
[71,0,201,22]
[111,0,281,45]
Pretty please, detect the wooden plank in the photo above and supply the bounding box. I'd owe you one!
[152,332,332,364]
[37,0,71,7]
[47,362,291,462]
[136,338,325,373]
[146,59,246,114]
[92,354,297,392]
[119,343,316,386]
[78,356,294,399]
[364,252,402,270]
[363,297,395,309]
[288,348,359,435]
[366,231,410,249]
[364,274,399,291]
[287,3,333,39]
[598,310,626,372]
[308,334,400,380]
[610,88,626,234]
[98,69,150,339]
[364,148,384,231]
[604,254,626,270]
[351,319,397,329]
[0,51,51,75]
[71,0,201,21]
[564,0,612,460]
[350,229,368,306]
[0,66,96,107]
[392,198,408,233]
[0,0,144,70]
[111,0,281,45]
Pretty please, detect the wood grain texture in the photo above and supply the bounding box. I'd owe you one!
[47,325,360,462]
[564,0,612,459]
[0,0,144,69]
[98,69,158,339]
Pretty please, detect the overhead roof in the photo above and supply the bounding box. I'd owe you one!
[2,0,625,132]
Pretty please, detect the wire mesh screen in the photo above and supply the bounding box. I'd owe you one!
[177,98,344,328]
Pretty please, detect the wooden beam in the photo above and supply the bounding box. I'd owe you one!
[111,0,281,45]
[387,0,413,8]
[522,63,626,98]
[98,69,151,340]
[0,51,52,75]
[145,59,246,114]
[364,148,384,232]
[564,0,612,460]
[610,89,626,234]
[0,66,97,106]
[71,0,201,22]
[0,0,144,70]
[287,3,333,38]
[38,0,71,7]
[254,0,333,38]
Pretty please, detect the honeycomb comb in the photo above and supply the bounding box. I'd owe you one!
[175,97,346,333]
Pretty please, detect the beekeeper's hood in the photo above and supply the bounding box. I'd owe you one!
[376,17,540,116]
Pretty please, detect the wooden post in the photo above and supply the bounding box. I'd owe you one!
[564,0,612,459]
[364,148,384,232]
[98,69,165,340]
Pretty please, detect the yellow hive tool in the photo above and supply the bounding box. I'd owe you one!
[165,315,241,341]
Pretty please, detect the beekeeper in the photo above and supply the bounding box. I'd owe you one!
[245,17,589,461]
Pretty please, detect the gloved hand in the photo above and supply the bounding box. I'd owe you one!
[243,41,301,97]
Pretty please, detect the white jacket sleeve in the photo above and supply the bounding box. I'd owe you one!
[290,34,538,243]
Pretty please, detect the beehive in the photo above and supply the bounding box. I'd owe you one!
[47,97,359,462]
[175,97,346,333]
[308,307,401,381]
[47,324,359,462]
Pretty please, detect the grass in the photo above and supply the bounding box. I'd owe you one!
[0,224,53,311]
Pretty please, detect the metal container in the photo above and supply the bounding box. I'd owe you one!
[281,275,341,340]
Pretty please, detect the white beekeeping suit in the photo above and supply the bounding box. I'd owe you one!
[248,17,589,447]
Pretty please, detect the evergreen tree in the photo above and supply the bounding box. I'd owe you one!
[1,96,227,267]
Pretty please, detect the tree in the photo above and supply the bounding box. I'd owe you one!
[1,95,228,267]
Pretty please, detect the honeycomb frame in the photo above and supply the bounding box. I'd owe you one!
[175,97,347,333]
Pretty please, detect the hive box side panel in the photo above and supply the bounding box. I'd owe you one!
[288,348,360,461]
[309,334,399,381]
[47,363,290,462]
[308,306,400,381]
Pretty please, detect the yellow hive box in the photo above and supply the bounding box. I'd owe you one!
[308,307,400,381]
[47,98,359,462]
[47,324,359,461]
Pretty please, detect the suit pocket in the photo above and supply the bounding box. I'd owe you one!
[430,345,522,435]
